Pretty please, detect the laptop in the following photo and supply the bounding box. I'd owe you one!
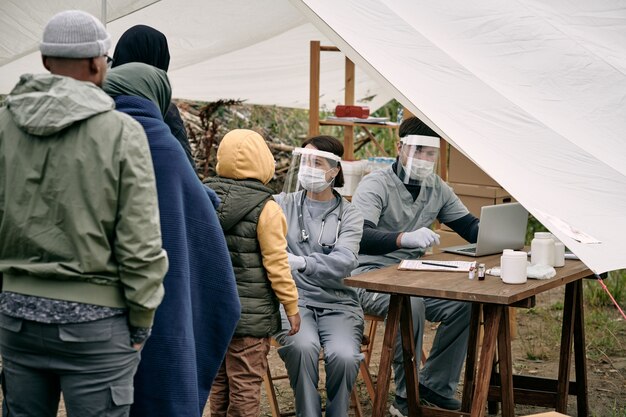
[441,202,528,257]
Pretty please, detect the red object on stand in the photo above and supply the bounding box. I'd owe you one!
[335,105,370,119]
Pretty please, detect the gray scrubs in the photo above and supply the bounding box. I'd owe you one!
[274,191,364,417]
[351,166,471,400]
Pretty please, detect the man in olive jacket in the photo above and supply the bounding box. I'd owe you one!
[0,11,168,417]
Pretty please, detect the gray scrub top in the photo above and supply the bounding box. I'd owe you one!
[351,166,468,272]
[275,191,363,311]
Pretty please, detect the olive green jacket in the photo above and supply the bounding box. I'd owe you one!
[0,74,168,328]
[207,177,282,337]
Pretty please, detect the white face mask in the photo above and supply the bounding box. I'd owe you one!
[298,166,332,193]
[404,158,435,181]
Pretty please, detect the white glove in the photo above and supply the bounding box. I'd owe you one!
[287,253,306,272]
[400,227,440,249]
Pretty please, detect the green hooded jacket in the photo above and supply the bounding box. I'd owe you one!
[0,73,168,328]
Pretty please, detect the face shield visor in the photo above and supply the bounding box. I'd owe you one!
[396,135,440,184]
[283,147,341,194]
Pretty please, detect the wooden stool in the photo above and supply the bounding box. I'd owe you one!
[355,314,425,413]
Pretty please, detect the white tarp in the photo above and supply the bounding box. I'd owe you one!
[0,0,159,66]
[0,0,390,110]
[292,0,626,274]
[2,1,625,273]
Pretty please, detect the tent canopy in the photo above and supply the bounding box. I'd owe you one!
[0,0,390,110]
[2,0,625,274]
[292,0,626,274]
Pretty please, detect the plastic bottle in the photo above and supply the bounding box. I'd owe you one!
[396,107,404,124]
[553,242,565,267]
[531,232,555,266]
[500,250,528,284]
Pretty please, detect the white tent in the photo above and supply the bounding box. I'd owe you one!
[290,0,626,274]
[2,0,625,274]
[0,0,391,110]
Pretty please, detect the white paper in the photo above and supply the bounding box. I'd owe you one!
[398,259,476,272]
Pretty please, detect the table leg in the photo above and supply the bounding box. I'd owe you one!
[497,307,514,417]
[462,303,482,412]
[400,296,420,417]
[471,304,502,417]
[556,281,577,413]
[372,294,403,417]
[574,280,589,416]
[488,355,499,416]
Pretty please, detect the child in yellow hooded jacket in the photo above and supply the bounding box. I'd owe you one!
[205,129,300,417]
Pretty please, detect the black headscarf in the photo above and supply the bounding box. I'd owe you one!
[112,25,170,71]
[112,24,197,169]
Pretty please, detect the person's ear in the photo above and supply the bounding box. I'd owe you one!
[89,57,107,86]
[42,56,51,71]
[88,57,100,75]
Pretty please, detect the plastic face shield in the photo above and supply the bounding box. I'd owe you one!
[396,135,440,184]
[283,147,341,194]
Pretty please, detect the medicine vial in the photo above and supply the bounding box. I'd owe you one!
[478,263,485,280]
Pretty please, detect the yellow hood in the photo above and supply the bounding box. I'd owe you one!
[216,129,275,184]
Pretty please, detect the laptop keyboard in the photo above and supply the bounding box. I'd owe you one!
[457,247,477,253]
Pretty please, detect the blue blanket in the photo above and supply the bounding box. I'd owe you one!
[114,95,240,417]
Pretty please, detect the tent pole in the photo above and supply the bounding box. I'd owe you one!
[101,0,107,26]
[309,41,321,138]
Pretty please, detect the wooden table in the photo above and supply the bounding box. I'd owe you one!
[344,251,592,417]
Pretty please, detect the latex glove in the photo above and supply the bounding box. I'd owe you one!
[287,253,306,272]
[400,227,440,249]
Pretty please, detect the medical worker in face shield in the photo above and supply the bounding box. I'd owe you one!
[351,117,480,415]
[274,135,364,417]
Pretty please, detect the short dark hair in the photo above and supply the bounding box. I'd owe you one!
[399,116,439,138]
[301,135,344,188]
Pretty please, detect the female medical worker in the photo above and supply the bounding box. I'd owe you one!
[274,135,364,417]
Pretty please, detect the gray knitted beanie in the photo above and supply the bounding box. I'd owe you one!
[40,10,111,58]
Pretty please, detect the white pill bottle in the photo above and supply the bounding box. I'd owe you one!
[501,249,528,284]
[531,232,555,266]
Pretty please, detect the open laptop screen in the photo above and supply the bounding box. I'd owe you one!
[441,202,528,257]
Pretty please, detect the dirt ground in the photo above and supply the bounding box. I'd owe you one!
[2,287,623,417]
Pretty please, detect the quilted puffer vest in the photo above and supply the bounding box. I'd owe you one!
[205,177,281,337]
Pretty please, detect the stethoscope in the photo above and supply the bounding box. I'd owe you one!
[298,189,343,249]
